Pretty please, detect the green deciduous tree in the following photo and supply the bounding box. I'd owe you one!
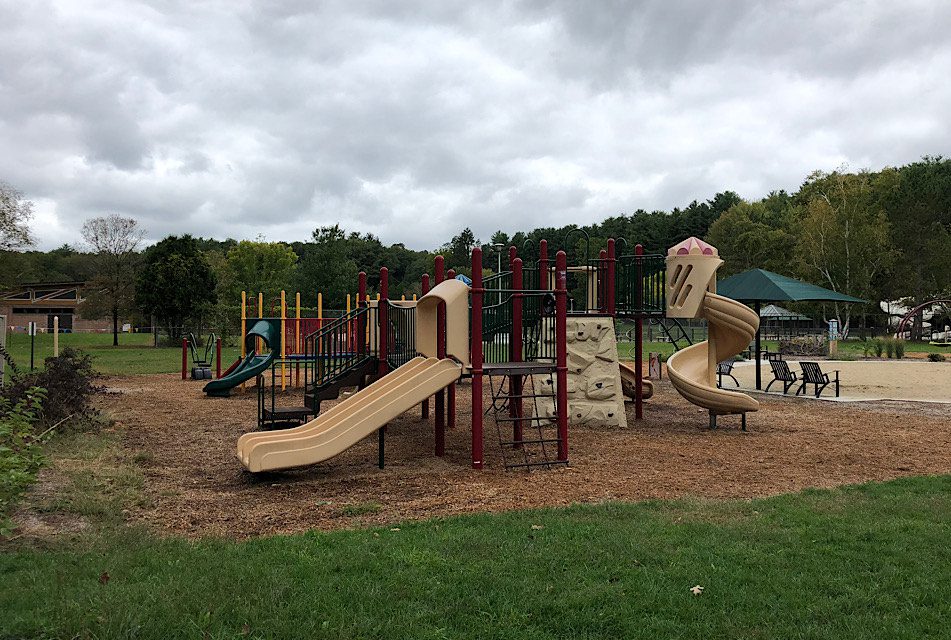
[794,170,896,336]
[136,235,217,341]
[0,181,34,251]
[218,240,298,302]
[80,215,145,346]
[294,225,358,309]
[705,192,797,277]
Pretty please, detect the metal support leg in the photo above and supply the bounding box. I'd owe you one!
[378,426,385,469]
[709,412,717,430]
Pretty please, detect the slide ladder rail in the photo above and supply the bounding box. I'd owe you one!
[303,304,377,394]
[385,300,417,370]
[615,252,666,316]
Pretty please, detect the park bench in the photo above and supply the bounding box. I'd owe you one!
[797,361,840,398]
[716,361,739,388]
[765,359,798,394]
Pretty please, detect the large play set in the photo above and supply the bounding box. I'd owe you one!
[192,237,759,473]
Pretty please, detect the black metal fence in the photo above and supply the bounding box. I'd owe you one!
[303,305,376,391]
[385,301,416,369]
[615,253,666,316]
[481,290,557,364]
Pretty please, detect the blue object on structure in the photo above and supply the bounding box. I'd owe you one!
[455,273,473,286]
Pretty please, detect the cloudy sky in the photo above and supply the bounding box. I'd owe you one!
[2,1,949,251]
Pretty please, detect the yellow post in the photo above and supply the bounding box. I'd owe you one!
[257,292,264,354]
[281,290,287,391]
[317,292,323,360]
[401,294,405,301]
[241,291,247,359]
[346,294,351,315]
[412,294,417,302]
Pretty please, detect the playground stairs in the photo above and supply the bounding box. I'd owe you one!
[649,317,695,351]
[483,361,566,471]
[304,358,378,414]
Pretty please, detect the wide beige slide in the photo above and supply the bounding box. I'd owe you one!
[237,356,462,472]
[665,293,759,414]
[618,362,654,401]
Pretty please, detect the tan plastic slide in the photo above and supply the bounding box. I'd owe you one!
[665,292,759,415]
[618,362,654,401]
[237,356,462,472]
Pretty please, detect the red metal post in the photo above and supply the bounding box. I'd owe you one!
[599,249,607,313]
[446,268,457,429]
[508,245,516,270]
[434,256,446,456]
[539,239,549,290]
[555,251,569,462]
[420,273,430,420]
[607,238,616,317]
[181,338,187,380]
[634,244,644,420]
[215,338,222,378]
[378,267,389,377]
[471,248,484,469]
[511,257,524,446]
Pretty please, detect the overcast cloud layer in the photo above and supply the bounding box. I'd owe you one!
[2,0,949,250]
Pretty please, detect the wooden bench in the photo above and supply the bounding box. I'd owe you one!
[716,361,739,388]
[765,359,798,394]
[797,361,840,398]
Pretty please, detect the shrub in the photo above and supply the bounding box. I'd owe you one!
[883,337,895,359]
[0,387,47,534]
[873,338,885,358]
[2,348,101,431]
[894,339,906,359]
[928,353,946,362]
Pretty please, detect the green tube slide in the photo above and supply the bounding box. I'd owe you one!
[203,320,281,398]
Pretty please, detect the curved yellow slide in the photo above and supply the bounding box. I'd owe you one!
[664,237,759,418]
[618,362,654,401]
[237,356,462,472]
[665,293,759,415]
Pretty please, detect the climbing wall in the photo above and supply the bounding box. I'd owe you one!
[539,316,627,428]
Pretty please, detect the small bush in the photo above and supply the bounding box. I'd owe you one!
[2,348,102,431]
[862,341,874,357]
[883,337,895,359]
[0,387,47,534]
[928,353,946,362]
[894,339,906,359]
[873,338,885,358]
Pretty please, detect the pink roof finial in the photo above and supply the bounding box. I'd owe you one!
[667,237,718,257]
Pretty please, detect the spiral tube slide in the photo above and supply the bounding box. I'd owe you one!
[666,292,759,415]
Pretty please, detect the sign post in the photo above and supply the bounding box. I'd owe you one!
[828,319,839,357]
[28,321,37,371]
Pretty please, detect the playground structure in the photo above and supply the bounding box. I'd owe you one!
[664,238,759,428]
[893,299,951,345]
[222,235,759,473]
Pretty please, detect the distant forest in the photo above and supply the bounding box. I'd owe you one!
[2,156,950,338]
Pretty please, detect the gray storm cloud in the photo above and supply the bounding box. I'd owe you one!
[1,0,949,249]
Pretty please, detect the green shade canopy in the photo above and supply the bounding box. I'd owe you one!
[718,269,866,304]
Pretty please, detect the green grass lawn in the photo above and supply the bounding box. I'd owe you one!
[3,332,242,375]
[2,476,949,639]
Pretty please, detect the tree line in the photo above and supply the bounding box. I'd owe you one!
[2,156,950,343]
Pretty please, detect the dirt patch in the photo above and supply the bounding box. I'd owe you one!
[29,373,951,539]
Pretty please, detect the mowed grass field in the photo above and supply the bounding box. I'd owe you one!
[2,475,949,639]
[3,331,242,375]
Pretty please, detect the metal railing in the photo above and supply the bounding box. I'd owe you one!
[385,301,416,369]
[615,253,666,316]
[303,305,376,392]
[481,290,557,364]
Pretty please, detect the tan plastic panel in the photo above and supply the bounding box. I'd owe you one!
[666,293,760,414]
[237,356,462,472]
[618,361,654,401]
[416,279,470,365]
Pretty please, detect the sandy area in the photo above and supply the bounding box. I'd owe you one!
[27,371,944,540]
[730,359,951,402]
